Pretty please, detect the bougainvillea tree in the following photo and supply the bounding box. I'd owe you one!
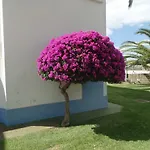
[37,31,125,127]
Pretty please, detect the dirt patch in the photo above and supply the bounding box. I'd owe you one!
[136,99,150,103]
[0,119,60,140]
[3,126,55,139]
[46,145,61,150]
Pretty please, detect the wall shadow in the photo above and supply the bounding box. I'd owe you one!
[91,110,150,141]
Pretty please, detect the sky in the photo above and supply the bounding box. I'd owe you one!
[106,0,150,47]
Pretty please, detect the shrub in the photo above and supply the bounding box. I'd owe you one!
[37,30,125,126]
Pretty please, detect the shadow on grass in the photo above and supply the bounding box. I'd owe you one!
[71,85,150,141]
[91,110,150,141]
[71,109,150,141]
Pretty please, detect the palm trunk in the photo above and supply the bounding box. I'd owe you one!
[59,81,70,127]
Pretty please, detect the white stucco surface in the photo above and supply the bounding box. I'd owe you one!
[1,0,106,109]
[0,0,6,109]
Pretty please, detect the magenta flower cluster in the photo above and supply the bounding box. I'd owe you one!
[37,31,125,83]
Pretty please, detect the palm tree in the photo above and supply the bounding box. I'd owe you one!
[120,27,150,69]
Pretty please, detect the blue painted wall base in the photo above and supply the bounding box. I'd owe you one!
[0,82,108,126]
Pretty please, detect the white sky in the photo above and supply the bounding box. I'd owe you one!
[106,0,150,35]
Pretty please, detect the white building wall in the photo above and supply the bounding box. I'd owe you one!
[0,0,6,109]
[2,0,106,109]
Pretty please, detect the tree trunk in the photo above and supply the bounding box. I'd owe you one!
[59,81,71,127]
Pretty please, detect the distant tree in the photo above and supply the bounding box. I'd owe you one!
[37,31,125,127]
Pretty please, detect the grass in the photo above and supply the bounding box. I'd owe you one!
[1,83,150,150]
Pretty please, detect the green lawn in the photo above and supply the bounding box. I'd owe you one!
[1,83,150,150]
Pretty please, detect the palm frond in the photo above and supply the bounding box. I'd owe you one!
[120,41,138,49]
[124,54,142,59]
[139,40,150,45]
[136,28,150,38]
[121,41,138,45]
